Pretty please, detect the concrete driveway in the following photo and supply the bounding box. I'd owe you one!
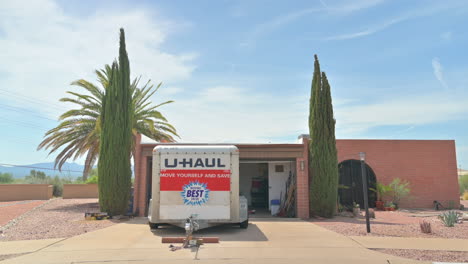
[1,217,425,264]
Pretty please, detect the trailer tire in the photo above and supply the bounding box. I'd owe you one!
[149,222,159,229]
[240,219,249,229]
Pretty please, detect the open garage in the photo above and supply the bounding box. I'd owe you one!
[239,160,296,217]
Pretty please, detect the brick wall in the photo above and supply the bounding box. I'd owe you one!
[133,133,145,216]
[132,137,459,217]
[296,138,309,219]
[336,139,459,208]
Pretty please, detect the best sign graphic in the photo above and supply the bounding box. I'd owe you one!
[158,154,232,220]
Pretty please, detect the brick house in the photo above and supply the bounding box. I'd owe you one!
[132,134,460,219]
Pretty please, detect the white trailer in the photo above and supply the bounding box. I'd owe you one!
[148,145,248,229]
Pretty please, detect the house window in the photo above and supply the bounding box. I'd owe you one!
[275,165,284,172]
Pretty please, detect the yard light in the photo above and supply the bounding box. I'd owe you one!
[359,152,366,161]
[359,152,371,233]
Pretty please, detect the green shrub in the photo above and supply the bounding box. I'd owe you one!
[51,176,63,197]
[0,173,14,183]
[439,211,459,227]
[375,182,391,201]
[86,175,98,184]
[388,178,411,208]
[463,191,468,201]
[459,174,468,195]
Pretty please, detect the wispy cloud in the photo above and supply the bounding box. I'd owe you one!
[325,2,466,41]
[241,8,320,47]
[242,0,385,47]
[324,0,385,15]
[324,16,407,40]
[319,0,328,8]
[335,92,467,136]
[432,57,448,89]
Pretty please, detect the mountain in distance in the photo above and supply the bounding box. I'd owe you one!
[0,162,85,178]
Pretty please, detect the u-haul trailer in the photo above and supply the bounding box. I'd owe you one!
[148,145,248,230]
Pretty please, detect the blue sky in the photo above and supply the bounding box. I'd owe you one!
[1,0,468,169]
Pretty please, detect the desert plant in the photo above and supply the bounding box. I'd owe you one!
[375,182,391,201]
[338,203,344,212]
[352,202,361,216]
[388,178,411,208]
[420,220,432,233]
[367,208,375,218]
[439,211,458,227]
[459,174,468,195]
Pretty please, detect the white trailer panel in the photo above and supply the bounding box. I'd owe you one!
[148,145,248,229]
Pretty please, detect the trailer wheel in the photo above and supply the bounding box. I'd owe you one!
[149,222,159,229]
[240,219,249,229]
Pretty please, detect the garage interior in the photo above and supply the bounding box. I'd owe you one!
[240,160,296,217]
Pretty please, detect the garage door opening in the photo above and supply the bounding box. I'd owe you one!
[240,160,296,218]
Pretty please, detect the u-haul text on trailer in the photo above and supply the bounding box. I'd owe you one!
[148,145,248,229]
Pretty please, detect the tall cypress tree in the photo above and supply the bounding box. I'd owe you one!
[98,28,133,215]
[309,54,339,218]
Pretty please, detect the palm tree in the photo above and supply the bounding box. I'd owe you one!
[38,65,178,180]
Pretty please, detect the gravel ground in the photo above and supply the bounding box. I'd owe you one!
[373,249,468,263]
[311,208,468,263]
[0,200,46,226]
[0,198,118,241]
[311,210,468,239]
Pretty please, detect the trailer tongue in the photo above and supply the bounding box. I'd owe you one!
[148,145,248,230]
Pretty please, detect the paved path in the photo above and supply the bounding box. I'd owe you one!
[0,200,46,227]
[0,238,63,255]
[0,218,426,264]
[350,236,468,252]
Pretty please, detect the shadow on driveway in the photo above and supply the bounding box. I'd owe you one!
[150,223,268,242]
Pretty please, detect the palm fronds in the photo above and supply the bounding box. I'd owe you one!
[37,66,178,179]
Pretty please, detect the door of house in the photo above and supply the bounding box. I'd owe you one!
[268,162,291,210]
